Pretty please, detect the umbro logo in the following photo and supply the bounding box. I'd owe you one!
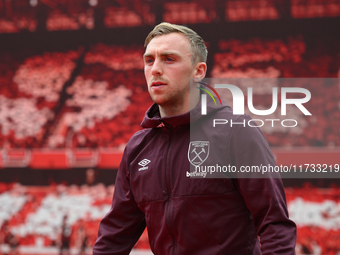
[138,159,151,171]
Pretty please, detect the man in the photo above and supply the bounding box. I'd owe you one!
[1,220,20,255]
[93,22,296,255]
[60,215,71,255]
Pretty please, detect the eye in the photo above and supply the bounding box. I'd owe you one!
[165,57,174,63]
[145,58,154,65]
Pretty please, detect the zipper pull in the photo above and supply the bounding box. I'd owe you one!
[157,122,165,128]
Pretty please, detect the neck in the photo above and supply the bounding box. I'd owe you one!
[159,105,187,117]
[158,94,200,117]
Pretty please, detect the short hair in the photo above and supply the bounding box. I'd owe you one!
[144,22,208,65]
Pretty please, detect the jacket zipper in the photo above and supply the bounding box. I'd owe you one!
[165,127,177,255]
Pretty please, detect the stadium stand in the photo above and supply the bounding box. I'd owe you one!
[286,184,340,254]
[0,49,82,149]
[212,36,340,147]
[104,7,143,28]
[0,35,338,149]
[0,183,111,254]
[0,1,339,254]
[0,182,340,254]
[46,9,94,31]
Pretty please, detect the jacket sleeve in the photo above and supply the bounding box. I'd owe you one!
[229,115,297,255]
[92,149,146,255]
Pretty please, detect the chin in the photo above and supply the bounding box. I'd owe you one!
[150,95,168,105]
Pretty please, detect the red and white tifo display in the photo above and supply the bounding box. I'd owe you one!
[1,183,340,255]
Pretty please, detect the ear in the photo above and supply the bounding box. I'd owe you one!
[193,62,207,79]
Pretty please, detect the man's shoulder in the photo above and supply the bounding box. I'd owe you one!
[125,128,155,149]
[206,105,246,120]
[121,128,158,163]
[211,105,258,122]
[205,106,255,130]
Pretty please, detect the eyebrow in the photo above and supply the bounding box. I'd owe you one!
[143,52,180,59]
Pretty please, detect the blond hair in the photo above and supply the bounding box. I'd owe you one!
[144,22,208,64]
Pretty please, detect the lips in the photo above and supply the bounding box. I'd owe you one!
[150,81,167,92]
[151,81,167,87]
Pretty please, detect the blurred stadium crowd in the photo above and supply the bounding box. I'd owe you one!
[0,35,339,255]
[0,0,340,254]
[0,0,339,33]
[0,182,340,254]
[0,36,339,150]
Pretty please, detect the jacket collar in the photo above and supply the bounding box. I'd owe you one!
[141,97,228,129]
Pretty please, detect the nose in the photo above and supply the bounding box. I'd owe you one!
[151,59,163,76]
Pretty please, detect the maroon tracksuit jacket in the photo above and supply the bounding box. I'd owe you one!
[93,100,296,255]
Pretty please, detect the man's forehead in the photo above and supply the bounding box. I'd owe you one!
[144,33,191,55]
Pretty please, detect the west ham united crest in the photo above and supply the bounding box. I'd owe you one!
[188,141,210,166]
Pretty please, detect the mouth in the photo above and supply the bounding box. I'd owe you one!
[151,81,167,87]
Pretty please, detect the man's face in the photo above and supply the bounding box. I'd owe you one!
[143,33,198,110]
